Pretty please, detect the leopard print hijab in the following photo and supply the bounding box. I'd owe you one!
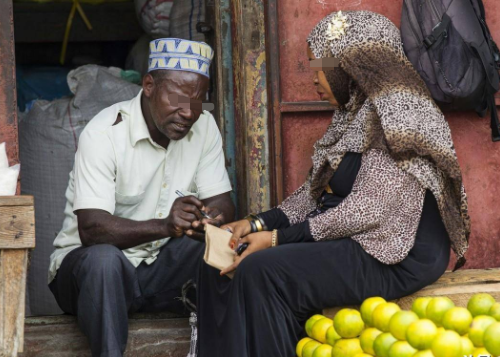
[306,11,470,269]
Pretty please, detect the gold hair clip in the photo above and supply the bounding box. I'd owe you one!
[326,11,350,40]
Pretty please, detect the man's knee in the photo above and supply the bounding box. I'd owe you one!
[78,244,130,278]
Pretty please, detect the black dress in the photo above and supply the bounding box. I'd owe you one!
[197,153,450,357]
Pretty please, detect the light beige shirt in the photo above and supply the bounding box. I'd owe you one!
[48,91,232,283]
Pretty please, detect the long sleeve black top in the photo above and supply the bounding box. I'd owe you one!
[259,152,363,245]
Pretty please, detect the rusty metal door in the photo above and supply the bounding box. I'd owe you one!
[265,0,500,269]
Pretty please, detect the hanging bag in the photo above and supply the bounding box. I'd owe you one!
[401,0,500,141]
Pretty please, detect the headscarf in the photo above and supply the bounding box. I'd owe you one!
[305,11,470,269]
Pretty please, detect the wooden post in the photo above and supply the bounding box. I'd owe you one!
[230,0,271,217]
[0,196,35,356]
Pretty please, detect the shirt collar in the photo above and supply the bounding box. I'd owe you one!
[127,90,153,147]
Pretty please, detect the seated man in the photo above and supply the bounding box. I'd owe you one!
[48,38,234,357]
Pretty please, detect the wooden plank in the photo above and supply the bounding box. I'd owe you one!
[213,0,239,212]
[0,249,29,356]
[231,0,272,216]
[0,196,33,207]
[280,101,338,113]
[21,315,191,356]
[265,0,284,206]
[425,268,500,286]
[0,200,35,249]
[324,269,500,318]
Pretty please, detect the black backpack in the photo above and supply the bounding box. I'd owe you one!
[401,0,500,141]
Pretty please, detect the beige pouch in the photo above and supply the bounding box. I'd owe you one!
[204,224,235,279]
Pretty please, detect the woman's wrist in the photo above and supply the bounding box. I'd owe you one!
[271,229,278,248]
[244,213,269,233]
[239,219,252,236]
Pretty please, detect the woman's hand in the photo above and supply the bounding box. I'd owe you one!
[221,219,252,250]
[220,231,274,276]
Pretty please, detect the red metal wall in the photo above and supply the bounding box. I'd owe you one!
[278,0,500,269]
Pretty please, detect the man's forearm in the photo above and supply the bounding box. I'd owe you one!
[77,210,168,249]
[77,193,235,248]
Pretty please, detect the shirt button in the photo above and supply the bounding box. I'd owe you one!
[162,183,167,189]
[158,213,163,218]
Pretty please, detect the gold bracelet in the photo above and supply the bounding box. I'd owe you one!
[254,219,263,232]
[271,229,278,247]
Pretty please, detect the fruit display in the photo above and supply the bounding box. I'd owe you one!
[296,293,500,357]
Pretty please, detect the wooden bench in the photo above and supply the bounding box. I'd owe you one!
[324,268,500,318]
[0,196,35,356]
[18,313,191,357]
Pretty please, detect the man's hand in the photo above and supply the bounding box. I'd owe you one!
[164,196,204,238]
[188,207,225,241]
[184,192,235,242]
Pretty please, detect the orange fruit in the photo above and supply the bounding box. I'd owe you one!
[389,310,419,340]
[334,309,365,338]
[412,297,433,319]
[406,319,438,350]
[326,325,342,346]
[311,318,333,344]
[442,307,473,336]
[426,297,455,327]
[305,315,325,337]
[468,293,496,317]
[461,336,474,356]
[312,344,333,357]
[388,341,417,357]
[373,332,398,357]
[472,347,491,357]
[469,315,496,347]
[488,302,500,321]
[483,322,500,356]
[359,327,382,355]
[360,297,387,326]
[431,330,462,357]
[413,351,435,357]
[373,303,401,332]
[331,338,363,357]
[296,337,313,357]
[302,340,322,357]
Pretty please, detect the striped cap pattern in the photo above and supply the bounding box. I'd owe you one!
[148,38,214,78]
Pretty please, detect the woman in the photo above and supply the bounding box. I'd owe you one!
[197,10,470,357]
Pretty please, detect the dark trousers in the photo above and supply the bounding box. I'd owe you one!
[197,192,451,357]
[49,237,204,357]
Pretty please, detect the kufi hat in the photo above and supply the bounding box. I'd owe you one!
[148,38,214,78]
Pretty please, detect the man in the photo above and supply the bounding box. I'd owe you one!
[48,38,234,357]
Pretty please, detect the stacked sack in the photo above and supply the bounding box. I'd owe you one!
[127,0,205,76]
[297,293,500,357]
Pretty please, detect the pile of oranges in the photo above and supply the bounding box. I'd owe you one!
[297,293,500,357]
